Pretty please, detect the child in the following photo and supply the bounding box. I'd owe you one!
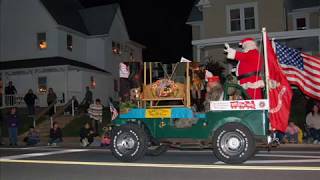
[24,126,40,146]
[100,132,111,148]
[80,122,94,147]
[48,122,63,146]
[285,122,299,144]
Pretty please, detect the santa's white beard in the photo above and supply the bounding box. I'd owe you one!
[242,41,257,52]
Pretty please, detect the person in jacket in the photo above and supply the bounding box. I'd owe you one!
[6,107,19,146]
[48,122,62,146]
[47,88,57,117]
[24,89,38,115]
[306,104,320,144]
[5,81,17,106]
[79,122,95,147]
[24,126,40,146]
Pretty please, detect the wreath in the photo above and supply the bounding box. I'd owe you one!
[151,79,178,97]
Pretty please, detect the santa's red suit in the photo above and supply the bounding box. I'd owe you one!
[225,38,264,99]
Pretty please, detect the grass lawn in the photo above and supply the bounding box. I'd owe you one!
[62,108,111,137]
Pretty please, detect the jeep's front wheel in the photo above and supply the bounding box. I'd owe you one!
[213,123,256,164]
[110,124,148,162]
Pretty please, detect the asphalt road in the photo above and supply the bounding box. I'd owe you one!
[1,146,320,180]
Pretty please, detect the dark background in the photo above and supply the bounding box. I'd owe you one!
[79,0,195,62]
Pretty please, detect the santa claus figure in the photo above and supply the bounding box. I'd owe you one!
[224,38,264,99]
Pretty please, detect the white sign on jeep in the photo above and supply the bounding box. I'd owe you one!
[210,100,269,111]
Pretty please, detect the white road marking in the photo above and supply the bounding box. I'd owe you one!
[244,159,320,164]
[0,159,320,171]
[256,154,320,159]
[0,149,88,160]
[214,159,320,164]
[258,151,320,154]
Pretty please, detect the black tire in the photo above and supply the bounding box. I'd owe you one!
[213,123,256,164]
[146,145,169,156]
[110,124,148,162]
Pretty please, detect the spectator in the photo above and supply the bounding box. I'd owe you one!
[82,86,93,112]
[24,126,40,146]
[6,107,19,146]
[47,88,57,117]
[101,131,111,148]
[285,122,299,144]
[79,122,94,147]
[306,104,320,144]
[48,122,63,146]
[24,89,37,115]
[88,99,103,135]
[5,81,17,106]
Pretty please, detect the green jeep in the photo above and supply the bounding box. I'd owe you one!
[110,62,269,164]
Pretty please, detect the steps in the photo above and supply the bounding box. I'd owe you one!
[20,115,75,138]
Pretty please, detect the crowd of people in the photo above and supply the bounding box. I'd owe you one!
[0,82,111,148]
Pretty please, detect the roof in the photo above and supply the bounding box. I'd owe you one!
[187,0,203,23]
[79,4,119,35]
[40,0,88,34]
[40,0,119,35]
[286,0,320,10]
[0,57,110,74]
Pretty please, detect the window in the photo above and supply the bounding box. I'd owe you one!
[38,77,47,93]
[292,13,309,30]
[37,32,47,49]
[112,41,121,55]
[226,3,258,33]
[67,34,73,51]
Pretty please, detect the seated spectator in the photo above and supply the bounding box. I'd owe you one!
[24,126,40,146]
[101,131,111,148]
[48,122,63,146]
[306,104,320,144]
[285,122,299,144]
[80,122,95,147]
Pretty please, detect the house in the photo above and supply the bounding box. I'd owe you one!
[187,0,320,69]
[0,0,145,107]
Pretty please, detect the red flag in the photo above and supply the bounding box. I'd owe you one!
[266,35,293,132]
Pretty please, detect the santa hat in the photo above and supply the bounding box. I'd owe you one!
[208,76,220,83]
[239,38,255,45]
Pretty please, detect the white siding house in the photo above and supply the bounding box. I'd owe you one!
[0,0,144,107]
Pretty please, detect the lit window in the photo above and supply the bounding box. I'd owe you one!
[38,77,47,93]
[67,34,73,51]
[226,3,258,33]
[112,41,121,55]
[37,32,47,49]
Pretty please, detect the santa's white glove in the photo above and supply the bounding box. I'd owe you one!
[224,43,236,59]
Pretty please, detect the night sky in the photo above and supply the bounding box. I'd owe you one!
[79,0,195,62]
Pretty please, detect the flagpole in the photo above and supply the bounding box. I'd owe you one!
[262,27,270,103]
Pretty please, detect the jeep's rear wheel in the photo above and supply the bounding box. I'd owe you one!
[213,123,256,164]
[110,124,147,162]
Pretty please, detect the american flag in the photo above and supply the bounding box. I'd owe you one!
[109,102,118,121]
[275,42,320,100]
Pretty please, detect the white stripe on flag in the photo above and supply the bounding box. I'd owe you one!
[286,77,320,99]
